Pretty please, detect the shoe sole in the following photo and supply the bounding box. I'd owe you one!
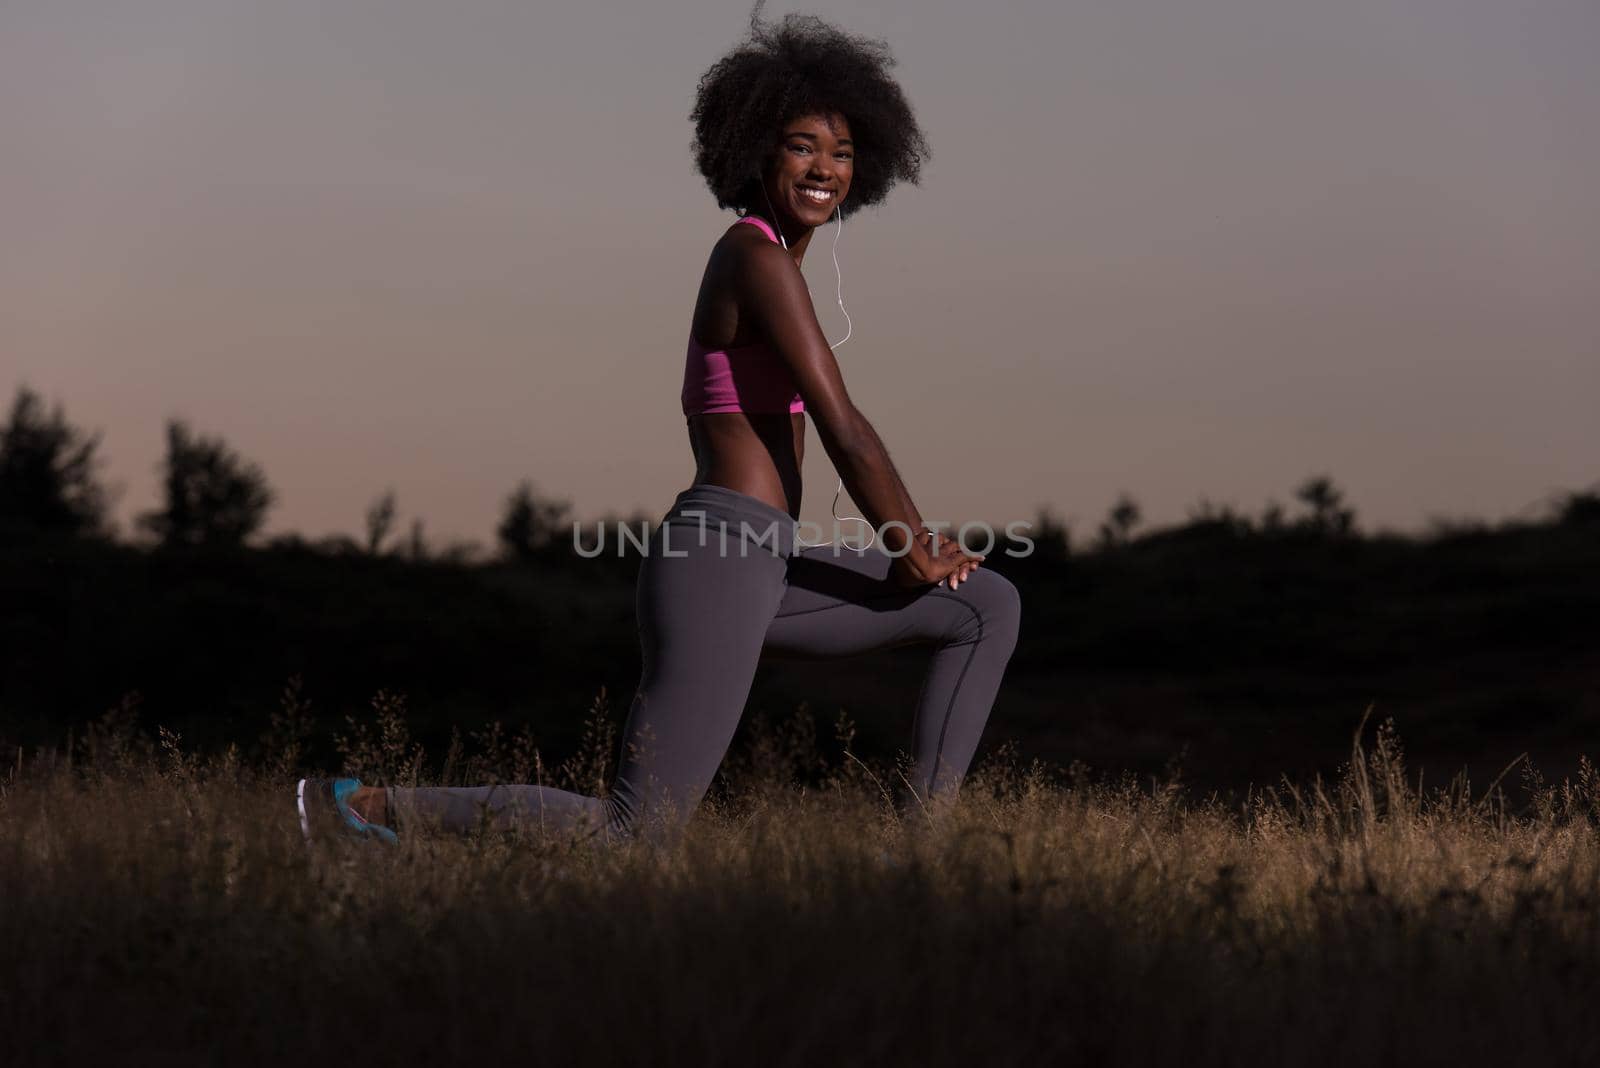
[296,778,311,843]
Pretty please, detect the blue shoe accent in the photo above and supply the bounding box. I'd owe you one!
[331,778,399,844]
[297,776,399,845]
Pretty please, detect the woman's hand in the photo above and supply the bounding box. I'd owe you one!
[930,533,984,589]
[891,531,984,590]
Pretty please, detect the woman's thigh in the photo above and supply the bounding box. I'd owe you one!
[762,544,1018,657]
[613,525,790,830]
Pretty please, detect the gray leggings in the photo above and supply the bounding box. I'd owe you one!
[388,483,1023,842]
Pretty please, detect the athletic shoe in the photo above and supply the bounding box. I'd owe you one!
[296,777,399,845]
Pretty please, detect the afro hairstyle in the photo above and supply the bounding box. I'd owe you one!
[689,2,930,214]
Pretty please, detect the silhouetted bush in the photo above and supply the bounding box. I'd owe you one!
[496,479,573,561]
[1096,492,1142,550]
[1293,474,1357,539]
[365,488,398,554]
[1025,506,1071,561]
[1559,487,1600,528]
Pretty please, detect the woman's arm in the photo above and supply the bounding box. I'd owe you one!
[736,238,941,582]
[848,415,925,535]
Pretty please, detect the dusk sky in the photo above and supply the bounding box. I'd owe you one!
[4,0,1596,549]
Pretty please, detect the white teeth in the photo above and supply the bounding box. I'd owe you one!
[799,188,831,201]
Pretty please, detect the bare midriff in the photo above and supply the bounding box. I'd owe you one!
[686,411,806,519]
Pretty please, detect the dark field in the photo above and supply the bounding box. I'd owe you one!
[5,473,1599,1063]
[4,707,1600,1066]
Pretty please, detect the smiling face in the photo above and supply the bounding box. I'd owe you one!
[759,111,854,232]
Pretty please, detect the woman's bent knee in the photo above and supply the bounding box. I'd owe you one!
[942,568,1022,646]
[978,569,1022,642]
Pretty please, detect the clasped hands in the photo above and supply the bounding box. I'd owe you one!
[892,526,984,591]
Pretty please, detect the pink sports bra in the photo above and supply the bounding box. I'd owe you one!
[681,214,806,419]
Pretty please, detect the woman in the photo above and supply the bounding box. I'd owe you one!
[297,8,1022,846]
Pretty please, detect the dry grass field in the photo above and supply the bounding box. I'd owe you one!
[4,696,1599,1066]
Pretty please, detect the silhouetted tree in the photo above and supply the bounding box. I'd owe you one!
[1096,493,1142,550]
[365,488,398,555]
[496,479,573,560]
[138,419,275,548]
[0,384,114,540]
[1293,475,1356,538]
[406,517,429,562]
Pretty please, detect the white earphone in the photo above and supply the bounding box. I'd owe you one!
[757,182,872,551]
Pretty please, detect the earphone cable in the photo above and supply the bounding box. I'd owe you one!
[800,204,873,550]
